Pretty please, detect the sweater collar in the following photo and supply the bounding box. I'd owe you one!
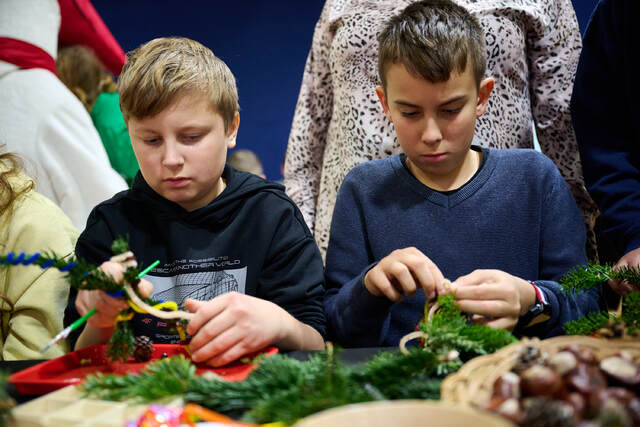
[391,142,497,208]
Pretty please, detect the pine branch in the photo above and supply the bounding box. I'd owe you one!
[562,311,612,336]
[560,263,640,294]
[417,294,517,372]
[106,318,136,363]
[81,355,195,402]
[622,291,640,330]
[0,371,13,427]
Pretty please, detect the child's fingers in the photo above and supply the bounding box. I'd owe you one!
[205,340,252,367]
[185,296,227,336]
[387,261,419,297]
[191,327,245,365]
[98,261,125,282]
[409,258,442,300]
[451,269,498,288]
[184,298,203,313]
[365,268,402,301]
[188,310,236,352]
[484,316,518,331]
[454,298,514,318]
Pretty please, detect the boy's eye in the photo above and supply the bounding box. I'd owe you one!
[400,111,418,118]
[442,108,462,115]
[182,134,202,142]
[143,137,160,144]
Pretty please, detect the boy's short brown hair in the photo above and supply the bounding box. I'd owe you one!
[378,0,486,88]
[118,37,239,131]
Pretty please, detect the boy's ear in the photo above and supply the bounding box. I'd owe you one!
[226,112,240,149]
[475,77,494,117]
[375,86,393,123]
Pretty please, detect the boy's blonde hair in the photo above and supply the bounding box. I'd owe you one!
[118,37,239,131]
[378,0,486,89]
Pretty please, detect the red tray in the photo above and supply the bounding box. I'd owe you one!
[9,344,278,395]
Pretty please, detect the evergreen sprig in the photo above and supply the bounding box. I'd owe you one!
[83,347,442,425]
[562,311,613,336]
[417,294,517,374]
[0,251,136,294]
[560,261,640,336]
[0,371,13,427]
[81,354,195,402]
[106,318,136,363]
[560,263,640,294]
[622,291,640,330]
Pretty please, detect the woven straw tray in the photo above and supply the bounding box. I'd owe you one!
[440,335,640,407]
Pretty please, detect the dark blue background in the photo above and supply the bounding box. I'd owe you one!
[92,0,599,181]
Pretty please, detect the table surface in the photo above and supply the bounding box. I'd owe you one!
[1,347,395,404]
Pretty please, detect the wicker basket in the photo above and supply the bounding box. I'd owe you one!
[440,335,640,407]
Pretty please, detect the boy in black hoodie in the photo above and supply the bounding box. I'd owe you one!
[70,37,326,366]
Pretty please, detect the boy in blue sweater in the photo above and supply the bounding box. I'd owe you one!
[324,0,602,347]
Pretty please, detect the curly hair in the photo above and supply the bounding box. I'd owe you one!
[0,151,33,217]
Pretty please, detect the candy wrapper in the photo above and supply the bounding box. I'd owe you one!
[125,404,187,427]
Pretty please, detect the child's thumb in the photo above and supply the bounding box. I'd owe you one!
[184,298,202,313]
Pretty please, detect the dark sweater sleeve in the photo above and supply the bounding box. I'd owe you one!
[64,207,117,347]
[571,0,640,257]
[258,198,327,338]
[518,158,603,337]
[324,172,394,347]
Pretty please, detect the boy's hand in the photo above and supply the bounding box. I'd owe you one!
[609,247,640,296]
[185,292,290,367]
[364,247,445,302]
[75,261,153,328]
[447,269,536,331]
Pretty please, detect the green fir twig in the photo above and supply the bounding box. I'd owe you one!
[0,371,14,427]
[562,311,613,336]
[560,263,640,294]
[81,354,195,402]
[417,294,517,374]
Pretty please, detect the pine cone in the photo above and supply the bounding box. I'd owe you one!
[133,335,154,362]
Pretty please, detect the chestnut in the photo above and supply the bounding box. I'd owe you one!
[599,356,640,388]
[566,363,606,394]
[495,398,522,424]
[521,365,562,397]
[492,371,521,400]
[549,351,578,376]
[561,345,597,365]
[565,392,586,421]
[628,397,640,426]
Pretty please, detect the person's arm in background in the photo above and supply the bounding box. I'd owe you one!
[571,0,640,295]
[1,191,78,360]
[37,99,127,230]
[528,0,599,258]
[284,0,335,233]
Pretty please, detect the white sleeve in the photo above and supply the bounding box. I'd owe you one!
[35,100,127,229]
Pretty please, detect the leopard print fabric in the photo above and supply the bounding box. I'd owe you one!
[285,0,598,261]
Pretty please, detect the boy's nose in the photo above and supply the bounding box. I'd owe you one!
[162,141,184,168]
[421,117,443,144]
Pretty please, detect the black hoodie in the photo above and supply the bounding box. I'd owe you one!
[69,165,326,344]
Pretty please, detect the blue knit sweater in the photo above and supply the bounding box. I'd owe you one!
[324,148,602,347]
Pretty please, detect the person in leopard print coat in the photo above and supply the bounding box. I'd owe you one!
[285,0,597,261]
